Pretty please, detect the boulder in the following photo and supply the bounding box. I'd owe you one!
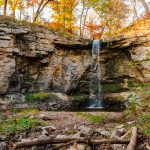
[100,130,111,137]
[77,126,92,136]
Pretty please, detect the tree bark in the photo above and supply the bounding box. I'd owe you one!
[33,0,44,22]
[33,0,54,22]
[12,9,16,19]
[132,0,139,21]
[3,0,8,16]
[12,138,129,149]
[126,127,138,150]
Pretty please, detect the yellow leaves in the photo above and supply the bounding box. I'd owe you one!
[51,0,77,33]
[0,0,5,8]
[8,0,24,10]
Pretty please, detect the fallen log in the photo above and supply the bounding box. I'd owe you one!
[12,138,84,149]
[126,127,138,150]
[12,137,129,149]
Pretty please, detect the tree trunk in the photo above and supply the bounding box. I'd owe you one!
[12,9,16,19]
[20,9,22,20]
[82,6,89,38]
[33,0,54,22]
[3,0,8,16]
[132,0,138,21]
[32,6,35,22]
[33,0,44,22]
[80,0,85,38]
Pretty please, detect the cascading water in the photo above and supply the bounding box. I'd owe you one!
[86,40,103,108]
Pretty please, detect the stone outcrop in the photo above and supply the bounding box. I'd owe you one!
[0,17,150,103]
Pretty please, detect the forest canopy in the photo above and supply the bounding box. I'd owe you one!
[0,0,150,39]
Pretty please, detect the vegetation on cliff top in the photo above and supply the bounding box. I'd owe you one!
[0,0,150,39]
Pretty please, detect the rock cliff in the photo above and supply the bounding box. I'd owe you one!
[0,17,150,103]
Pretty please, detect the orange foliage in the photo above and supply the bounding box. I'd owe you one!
[85,16,104,39]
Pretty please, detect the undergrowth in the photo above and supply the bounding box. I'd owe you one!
[0,108,45,134]
[124,82,150,136]
[0,116,43,134]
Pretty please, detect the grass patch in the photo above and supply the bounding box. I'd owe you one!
[146,51,150,60]
[102,83,125,93]
[87,114,104,124]
[0,116,43,134]
[76,112,105,124]
[0,108,46,134]
[25,92,51,102]
[75,112,84,116]
[19,108,40,116]
[127,62,137,69]
[70,95,88,102]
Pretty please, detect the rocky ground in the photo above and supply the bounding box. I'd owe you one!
[0,110,149,150]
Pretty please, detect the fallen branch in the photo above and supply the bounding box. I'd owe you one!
[91,139,129,145]
[126,127,138,150]
[50,141,74,150]
[121,130,131,139]
[12,137,129,149]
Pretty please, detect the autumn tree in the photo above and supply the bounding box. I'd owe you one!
[7,0,24,19]
[92,0,129,37]
[51,0,77,33]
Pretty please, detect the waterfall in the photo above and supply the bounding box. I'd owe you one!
[87,40,103,108]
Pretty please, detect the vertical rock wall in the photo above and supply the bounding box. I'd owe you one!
[0,17,150,98]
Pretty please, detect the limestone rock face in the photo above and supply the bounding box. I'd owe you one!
[0,17,149,98]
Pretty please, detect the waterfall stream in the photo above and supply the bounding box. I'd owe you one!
[86,40,103,108]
